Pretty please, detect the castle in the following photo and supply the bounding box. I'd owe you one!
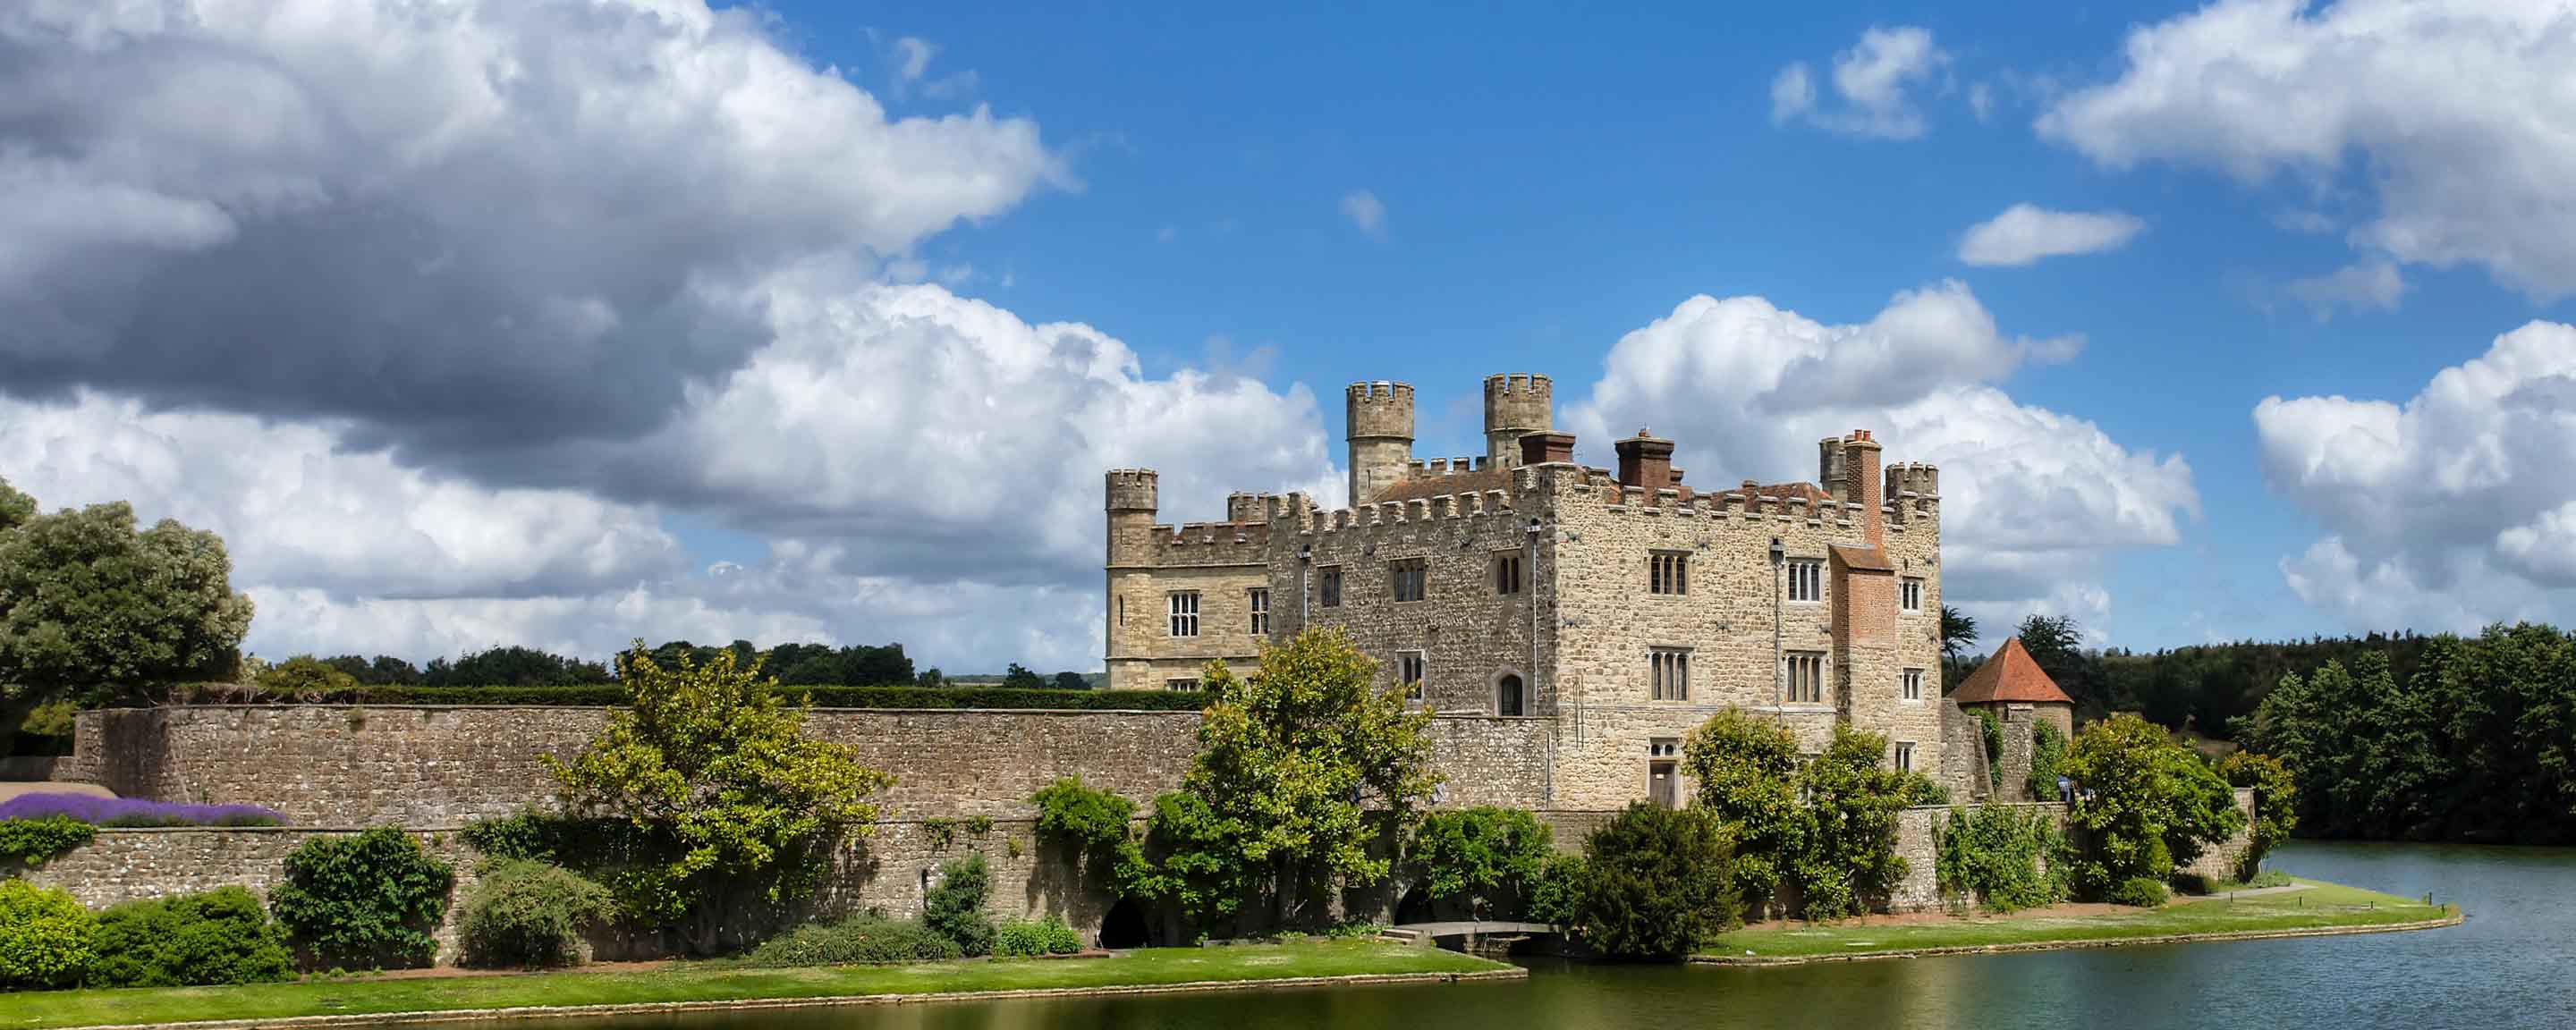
[1106,373,1959,809]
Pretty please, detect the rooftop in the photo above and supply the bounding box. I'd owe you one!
[1949,637,2075,706]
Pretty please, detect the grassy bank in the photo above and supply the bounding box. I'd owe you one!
[0,940,1513,1030]
[1698,879,2456,964]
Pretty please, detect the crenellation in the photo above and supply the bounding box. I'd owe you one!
[1114,378,1946,812]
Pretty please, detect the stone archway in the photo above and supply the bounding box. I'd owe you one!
[1097,897,1150,950]
[1494,671,1526,717]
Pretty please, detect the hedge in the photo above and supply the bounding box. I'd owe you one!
[163,685,1212,711]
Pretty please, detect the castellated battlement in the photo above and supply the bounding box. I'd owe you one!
[1406,456,1491,477]
[1105,468,1158,511]
[1345,381,1416,439]
[1267,485,1521,539]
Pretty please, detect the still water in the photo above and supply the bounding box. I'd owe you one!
[547,842,2574,1029]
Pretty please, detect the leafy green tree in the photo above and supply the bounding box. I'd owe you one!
[916,667,945,688]
[1126,628,1438,933]
[1681,709,1801,915]
[1001,663,1046,690]
[0,481,252,728]
[1404,806,1554,920]
[547,644,894,954]
[1789,725,1936,919]
[1053,671,1089,690]
[1570,804,1736,960]
[2218,751,2296,878]
[2059,713,2243,900]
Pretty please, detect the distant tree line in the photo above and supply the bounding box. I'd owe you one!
[1950,612,2436,737]
[2238,623,2576,845]
[275,643,1097,692]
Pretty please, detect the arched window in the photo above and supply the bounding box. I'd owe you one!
[1496,673,1526,717]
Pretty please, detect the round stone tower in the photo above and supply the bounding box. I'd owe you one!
[1104,469,1159,566]
[1346,381,1415,505]
[1483,373,1553,468]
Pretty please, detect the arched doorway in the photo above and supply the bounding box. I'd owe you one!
[1495,673,1525,716]
[1097,897,1150,950]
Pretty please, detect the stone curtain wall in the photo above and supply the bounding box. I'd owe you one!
[2180,787,2259,882]
[67,706,1555,826]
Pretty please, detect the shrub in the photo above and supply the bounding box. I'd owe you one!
[1933,805,2068,913]
[743,915,960,966]
[0,793,280,828]
[993,915,1083,957]
[1404,806,1553,920]
[460,859,615,969]
[2106,876,2170,908]
[89,887,292,987]
[1571,804,1736,961]
[924,853,996,957]
[268,827,455,969]
[0,816,93,869]
[1524,852,1584,927]
[0,881,93,990]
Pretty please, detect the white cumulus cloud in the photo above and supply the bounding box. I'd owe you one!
[1958,205,2147,266]
[2257,320,2576,630]
[1342,190,1386,237]
[2041,0,2576,299]
[1567,282,2195,637]
[1771,26,1952,139]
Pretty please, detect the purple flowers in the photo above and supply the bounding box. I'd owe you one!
[0,792,283,828]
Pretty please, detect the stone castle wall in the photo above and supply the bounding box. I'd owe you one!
[27,819,1104,961]
[1888,787,2259,913]
[66,705,1554,827]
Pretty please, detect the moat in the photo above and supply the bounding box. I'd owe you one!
[528,841,2568,1030]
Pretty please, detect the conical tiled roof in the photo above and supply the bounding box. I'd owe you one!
[1950,637,2074,705]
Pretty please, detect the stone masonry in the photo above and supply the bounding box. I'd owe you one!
[1114,370,1954,812]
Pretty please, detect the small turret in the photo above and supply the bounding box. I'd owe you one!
[1483,374,1553,468]
[1346,381,1415,505]
[1106,469,1159,566]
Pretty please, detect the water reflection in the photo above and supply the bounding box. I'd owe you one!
[528,841,2574,1030]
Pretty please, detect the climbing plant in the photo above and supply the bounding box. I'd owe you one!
[1933,804,2068,912]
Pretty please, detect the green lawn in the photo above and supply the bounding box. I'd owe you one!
[1699,879,2456,962]
[0,940,1511,1030]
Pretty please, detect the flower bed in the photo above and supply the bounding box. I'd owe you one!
[0,793,282,828]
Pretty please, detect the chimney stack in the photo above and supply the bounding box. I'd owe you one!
[1614,429,1674,491]
[1519,431,1577,467]
[1843,429,1884,547]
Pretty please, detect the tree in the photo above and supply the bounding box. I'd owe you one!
[1939,605,1978,684]
[917,667,945,688]
[1053,671,1089,691]
[0,482,252,727]
[1404,806,1554,920]
[923,853,996,957]
[2016,613,2111,717]
[1682,709,1801,915]
[1789,725,1936,919]
[428,646,610,687]
[1001,663,1046,690]
[256,655,359,698]
[1570,804,1736,960]
[2059,713,2243,900]
[547,644,894,954]
[1126,628,1438,933]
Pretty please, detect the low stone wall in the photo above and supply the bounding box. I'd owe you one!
[1886,787,2259,913]
[67,705,1556,826]
[25,819,1107,965]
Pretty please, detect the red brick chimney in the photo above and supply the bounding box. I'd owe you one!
[1614,429,1674,491]
[1519,431,1577,466]
[1844,429,1883,547]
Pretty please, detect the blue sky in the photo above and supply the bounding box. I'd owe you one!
[7,1,2576,670]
